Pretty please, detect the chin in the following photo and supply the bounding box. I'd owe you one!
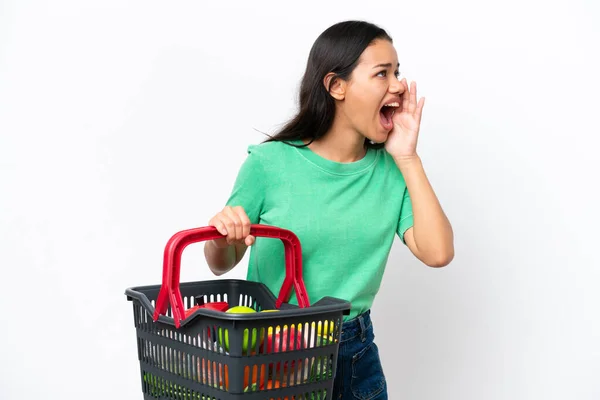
[368,129,390,145]
[360,122,391,145]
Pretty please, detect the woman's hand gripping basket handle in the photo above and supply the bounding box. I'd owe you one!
[153,224,310,328]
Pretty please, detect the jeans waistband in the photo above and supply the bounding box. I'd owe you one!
[340,309,372,343]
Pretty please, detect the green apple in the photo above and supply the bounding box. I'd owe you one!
[227,305,256,313]
[217,306,258,352]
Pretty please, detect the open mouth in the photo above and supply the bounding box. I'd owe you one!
[379,102,399,131]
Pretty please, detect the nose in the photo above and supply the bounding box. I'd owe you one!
[389,77,403,94]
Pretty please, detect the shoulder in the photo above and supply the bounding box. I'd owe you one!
[373,148,408,183]
[247,140,296,157]
[244,140,298,169]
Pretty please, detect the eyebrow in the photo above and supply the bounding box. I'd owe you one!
[373,63,400,69]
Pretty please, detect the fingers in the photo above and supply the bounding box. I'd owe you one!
[416,96,425,123]
[235,206,251,239]
[209,215,228,236]
[207,215,229,248]
[410,81,417,113]
[245,235,255,246]
[209,206,253,246]
[403,80,415,114]
[403,80,424,118]
[401,78,409,112]
[222,206,243,244]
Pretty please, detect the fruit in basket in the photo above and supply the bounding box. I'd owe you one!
[145,370,226,399]
[260,323,306,378]
[304,320,335,347]
[184,301,229,318]
[244,378,295,399]
[217,306,259,352]
[197,358,228,390]
[264,323,304,353]
[242,364,267,391]
[227,305,256,313]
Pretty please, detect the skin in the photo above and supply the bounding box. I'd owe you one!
[205,39,454,274]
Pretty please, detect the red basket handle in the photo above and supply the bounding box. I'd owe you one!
[152,224,310,328]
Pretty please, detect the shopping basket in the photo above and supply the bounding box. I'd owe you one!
[125,224,351,400]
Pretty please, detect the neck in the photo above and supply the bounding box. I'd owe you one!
[305,114,366,163]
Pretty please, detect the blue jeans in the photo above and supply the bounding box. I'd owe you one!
[331,310,388,399]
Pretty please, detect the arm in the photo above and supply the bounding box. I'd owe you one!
[204,205,255,276]
[203,147,265,275]
[387,79,453,267]
[395,155,454,267]
[204,240,248,276]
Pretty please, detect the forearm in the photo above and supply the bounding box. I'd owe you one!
[395,155,454,266]
[204,240,246,276]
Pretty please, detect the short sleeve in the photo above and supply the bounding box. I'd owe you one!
[225,147,265,224]
[396,186,414,244]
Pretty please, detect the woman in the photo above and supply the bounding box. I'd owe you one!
[204,20,454,399]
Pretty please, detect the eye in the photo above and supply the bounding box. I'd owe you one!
[376,70,387,77]
[395,70,401,79]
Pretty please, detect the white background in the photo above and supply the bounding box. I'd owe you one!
[1,0,599,399]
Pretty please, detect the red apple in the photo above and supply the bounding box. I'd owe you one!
[262,324,306,379]
[264,324,304,353]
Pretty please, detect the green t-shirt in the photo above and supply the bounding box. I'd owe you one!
[225,140,413,320]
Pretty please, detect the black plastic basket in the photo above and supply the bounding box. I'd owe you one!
[125,224,351,400]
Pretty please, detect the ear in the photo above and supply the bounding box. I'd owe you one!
[323,72,345,100]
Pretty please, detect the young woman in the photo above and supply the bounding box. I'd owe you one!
[204,20,454,399]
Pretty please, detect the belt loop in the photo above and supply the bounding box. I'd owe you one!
[358,314,366,342]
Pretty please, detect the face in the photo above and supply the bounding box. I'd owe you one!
[331,39,406,143]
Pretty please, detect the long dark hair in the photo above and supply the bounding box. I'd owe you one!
[263,20,392,149]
